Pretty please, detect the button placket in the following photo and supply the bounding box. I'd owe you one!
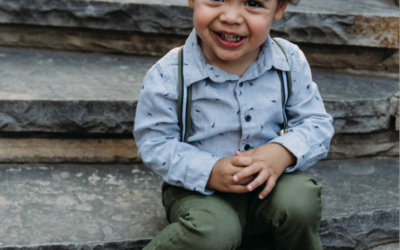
[237,81,253,152]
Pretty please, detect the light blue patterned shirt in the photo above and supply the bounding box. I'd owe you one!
[133,29,334,195]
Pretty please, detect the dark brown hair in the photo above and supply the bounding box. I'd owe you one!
[280,0,300,6]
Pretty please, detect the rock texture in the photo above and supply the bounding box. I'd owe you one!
[0,127,397,163]
[0,24,398,73]
[312,158,399,249]
[328,127,399,159]
[0,138,139,163]
[0,24,187,57]
[0,0,397,48]
[0,47,152,134]
[300,44,399,73]
[314,70,399,133]
[0,47,398,135]
[0,158,398,249]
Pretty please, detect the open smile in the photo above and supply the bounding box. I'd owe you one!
[213,31,247,49]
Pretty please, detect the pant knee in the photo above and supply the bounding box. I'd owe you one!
[181,208,242,250]
[261,177,323,230]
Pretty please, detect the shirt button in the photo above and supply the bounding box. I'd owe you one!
[244,144,251,150]
[245,115,252,122]
[239,82,243,87]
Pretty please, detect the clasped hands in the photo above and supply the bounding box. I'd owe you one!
[206,143,296,199]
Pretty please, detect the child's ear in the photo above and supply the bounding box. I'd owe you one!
[188,0,194,9]
[273,1,289,21]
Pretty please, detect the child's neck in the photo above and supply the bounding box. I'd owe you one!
[199,40,260,78]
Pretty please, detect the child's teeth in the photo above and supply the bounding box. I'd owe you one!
[219,33,242,42]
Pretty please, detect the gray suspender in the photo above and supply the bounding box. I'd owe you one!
[177,39,292,143]
[274,39,292,131]
[177,46,192,143]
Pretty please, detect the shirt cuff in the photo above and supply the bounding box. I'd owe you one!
[269,133,309,172]
[185,154,222,195]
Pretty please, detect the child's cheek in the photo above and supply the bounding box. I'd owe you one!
[193,12,214,30]
[249,18,272,44]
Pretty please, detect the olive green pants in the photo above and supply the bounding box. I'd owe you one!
[144,172,323,250]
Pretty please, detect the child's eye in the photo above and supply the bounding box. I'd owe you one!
[245,1,263,7]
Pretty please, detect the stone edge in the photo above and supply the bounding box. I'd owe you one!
[2,207,397,250]
[0,93,397,134]
[0,1,397,48]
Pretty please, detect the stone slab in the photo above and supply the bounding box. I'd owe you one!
[314,69,399,133]
[0,138,139,163]
[0,158,398,249]
[327,127,399,159]
[371,243,400,250]
[0,47,398,134]
[299,44,399,74]
[0,126,398,163]
[0,0,397,48]
[0,25,398,74]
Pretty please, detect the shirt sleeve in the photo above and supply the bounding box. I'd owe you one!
[269,43,335,172]
[133,63,220,195]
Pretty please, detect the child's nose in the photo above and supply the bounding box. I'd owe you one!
[219,8,244,25]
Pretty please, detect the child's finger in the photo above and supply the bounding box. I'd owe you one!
[235,149,253,157]
[231,156,252,167]
[228,184,250,194]
[233,162,261,182]
[258,176,277,199]
[236,175,255,185]
[245,169,270,191]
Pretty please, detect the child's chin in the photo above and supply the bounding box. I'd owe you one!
[216,53,240,61]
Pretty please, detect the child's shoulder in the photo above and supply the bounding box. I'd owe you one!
[143,47,182,99]
[270,37,308,70]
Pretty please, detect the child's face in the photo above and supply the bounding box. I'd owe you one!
[188,0,288,63]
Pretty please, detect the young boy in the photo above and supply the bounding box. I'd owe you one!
[134,0,334,249]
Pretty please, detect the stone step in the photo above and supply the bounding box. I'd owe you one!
[0,46,398,136]
[1,25,398,74]
[0,0,397,49]
[0,158,398,249]
[0,126,397,163]
[0,0,398,74]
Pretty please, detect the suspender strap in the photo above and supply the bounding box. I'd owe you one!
[177,46,192,143]
[277,70,288,130]
[273,38,292,131]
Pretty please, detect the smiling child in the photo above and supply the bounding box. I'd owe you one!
[133,0,334,249]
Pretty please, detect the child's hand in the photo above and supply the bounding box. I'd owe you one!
[207,156,254,193]
[233,143,296,199]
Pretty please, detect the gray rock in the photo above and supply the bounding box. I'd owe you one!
[307,158,399,249]
[300,44,399,74]
[0,0,397,48]
[0,158,398,249]
[0,127,397,164]
[0,25,398,74]
[315,69,399,133]
[0,47,398,134]
[0,47,153,134]
[370,242,399,250]
[327,127,399,159]
[0,24,188,57]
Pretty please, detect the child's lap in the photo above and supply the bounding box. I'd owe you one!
[161,171,322,236]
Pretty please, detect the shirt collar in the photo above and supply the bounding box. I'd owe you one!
[182,29,290,86]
